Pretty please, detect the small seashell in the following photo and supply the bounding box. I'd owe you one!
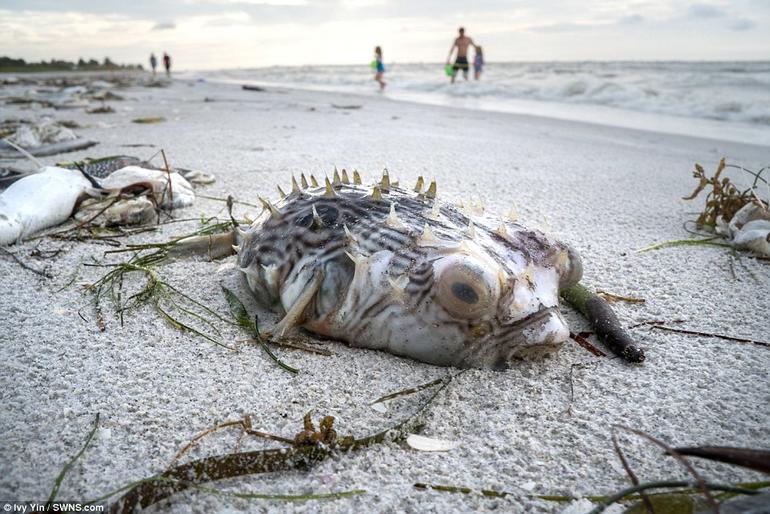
[406,434,459,452]
[370,402,388,413]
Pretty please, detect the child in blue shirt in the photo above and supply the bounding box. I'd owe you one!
[374,46,386,90]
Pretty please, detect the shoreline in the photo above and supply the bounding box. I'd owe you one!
[1,74,768,513]
[209,75,770,148]
[183,61,770,147]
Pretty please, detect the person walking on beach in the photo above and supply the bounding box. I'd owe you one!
[473,46,484,80]
[373,46,386,90]
[149,53,158,75]
[446,27,476,83]
[163,52,172,77]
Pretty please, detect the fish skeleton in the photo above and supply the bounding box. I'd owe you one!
[235,170,583,369]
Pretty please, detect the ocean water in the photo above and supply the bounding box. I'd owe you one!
[195,62,770,145]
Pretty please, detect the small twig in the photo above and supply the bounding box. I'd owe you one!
[197,193,261,209]
[563,362,598,416]
[611,429,654,514]
[628,319,686,329]
[1,136,43,167]
[371,375,451,406]
[0,247,53,278]
[649,325,769,347]
[168,420,247,469]
[614,425,719,513]
[569,332,606,357]
[160,149,173,221]
[237,338,332,356]
[596,291,645,304]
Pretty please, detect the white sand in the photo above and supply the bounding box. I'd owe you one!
[0,75,768,513]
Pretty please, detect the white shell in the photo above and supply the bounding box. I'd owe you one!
[370,402,388,413]
[406,434,459,452]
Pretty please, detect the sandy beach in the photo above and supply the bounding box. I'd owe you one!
[0,73,768,513]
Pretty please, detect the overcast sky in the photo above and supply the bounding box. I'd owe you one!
[1,0,768,69]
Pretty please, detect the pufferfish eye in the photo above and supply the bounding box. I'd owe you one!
[434,255,501,319]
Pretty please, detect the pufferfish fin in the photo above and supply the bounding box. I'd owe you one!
[269,268,325,338]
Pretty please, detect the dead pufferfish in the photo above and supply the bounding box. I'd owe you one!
[233,170,583,370]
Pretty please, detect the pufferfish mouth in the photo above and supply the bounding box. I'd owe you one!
[460,305,570,369]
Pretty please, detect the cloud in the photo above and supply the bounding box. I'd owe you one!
[686,3,726,19]
[728,17,755,30]
[152,21,176,30]
[525,22,594,33]
[525,14,643,33]
[618,14,643,25]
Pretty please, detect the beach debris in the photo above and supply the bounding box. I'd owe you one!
[646,324,768,348]
[89,234,238,349]
[99,372,458,512]
[57,155,147,178]
[569,332,606,357]
[179,169,216,185]
[74,196,157,227]
[0,137,98,158]
[0,162,198,245]
[640,159,770,257]
[143,79,169,88]
[0,119,97,158]
[86,104,115,114]
[0,246,53,278]
[670,446,770,474]
[242,84,266,92]
[561,284,645,362]
[57,154,217,185]
[99,166,195,209]
[0,167,98,246]
[88,90,123,102]
[132,117,166,124]
[684,159,769,256]
[370,375,451,412]
[595,290,645,304]
[406,434,459,452]
[719,202,770,256]
[331,104,363,110]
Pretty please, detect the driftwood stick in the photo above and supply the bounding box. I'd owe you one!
[561,284,645,363]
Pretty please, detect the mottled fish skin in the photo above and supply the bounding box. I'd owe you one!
[237,173,582,369]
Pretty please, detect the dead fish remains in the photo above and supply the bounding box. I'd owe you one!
[232,170,586,369]
[0,164,195,246]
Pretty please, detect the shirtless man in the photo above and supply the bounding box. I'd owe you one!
[446,27,476,83]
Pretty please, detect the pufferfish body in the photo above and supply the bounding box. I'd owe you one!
[236,171,582,369]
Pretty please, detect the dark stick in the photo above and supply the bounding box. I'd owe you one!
[649,325,769,347]
[561,284,645,363]
[671,447,770,474]
[0,247,52,278]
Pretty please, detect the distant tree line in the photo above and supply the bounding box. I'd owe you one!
[0,56,143,72]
